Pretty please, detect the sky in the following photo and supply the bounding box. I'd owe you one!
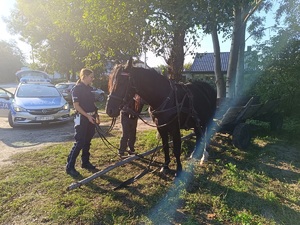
[0,0,279,68]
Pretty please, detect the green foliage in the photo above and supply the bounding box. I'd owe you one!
[244,0,300,116]
[4,0,277,88]
[183,62,192,71]
[0,41,24,83]
[281,117,300,142]
[250,29,300,116]
[93,75,109,93]
[5,0,88,77]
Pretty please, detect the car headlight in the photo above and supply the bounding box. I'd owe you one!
[63,102,69,110]
[13,104,27,112]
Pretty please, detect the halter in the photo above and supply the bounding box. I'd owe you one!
[108,70,135,110]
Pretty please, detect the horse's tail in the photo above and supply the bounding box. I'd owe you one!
[187,81,217,122]
[201,82,217,111]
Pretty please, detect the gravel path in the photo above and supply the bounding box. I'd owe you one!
[0,114,155,167]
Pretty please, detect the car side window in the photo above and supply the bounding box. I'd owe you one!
[0,90,13,99]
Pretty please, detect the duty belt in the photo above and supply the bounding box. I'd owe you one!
[123,112,136,119]
[86,112,96,116]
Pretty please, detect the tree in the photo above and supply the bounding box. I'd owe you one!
[225,0,272,98]
[0,41,24,83]
[250,0,300,115]
[200,0,272,98]
[4,0,275,94]
[5,0,208,83]
[252,29,300,115]
[5,0,91,78]
[5,0,153,76]
[199,0,234,98]
[144,1,205,81]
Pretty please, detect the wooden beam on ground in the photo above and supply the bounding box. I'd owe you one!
[67,132,195,191]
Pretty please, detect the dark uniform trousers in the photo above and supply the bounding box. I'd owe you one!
[67,115,95,169]
[119,112,138,154]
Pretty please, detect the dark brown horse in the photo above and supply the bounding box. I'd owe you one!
[106,58,217,176]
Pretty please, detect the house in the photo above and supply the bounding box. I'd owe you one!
[185,46,256,82]
[184,52,230,82]
[133,59,149,69]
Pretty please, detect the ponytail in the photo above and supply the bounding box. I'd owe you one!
[76,79,81,85]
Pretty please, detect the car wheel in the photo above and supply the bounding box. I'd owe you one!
[97,94,105,102]
[8,111,15,128]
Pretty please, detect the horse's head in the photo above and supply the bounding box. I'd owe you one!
[105,58,135,117]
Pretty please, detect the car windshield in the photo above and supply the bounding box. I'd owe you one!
[16,85,61,97]
[55,84,70,89]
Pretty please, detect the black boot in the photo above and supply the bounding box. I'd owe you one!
[81,162,96,170]
[66,166,80,176]
[66,156,80,176]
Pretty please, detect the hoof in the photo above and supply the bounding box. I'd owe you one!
[175,170,182,178]
[189,150,195,159]
[200,151,209,166]
[174,165,183,177]
[160,166,171,174]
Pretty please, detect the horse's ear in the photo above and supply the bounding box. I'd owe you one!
[124,57,133,71]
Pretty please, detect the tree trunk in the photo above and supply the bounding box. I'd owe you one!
[226,6,242,98]
[235,23,246,97]
[230,0,262,97]
[211,26,226,98]
[167,27,185,82]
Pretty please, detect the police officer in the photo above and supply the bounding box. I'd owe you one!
[66,68,100,176]
[119,94,144,157]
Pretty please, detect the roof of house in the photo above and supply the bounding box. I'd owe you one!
[190,52,230,73]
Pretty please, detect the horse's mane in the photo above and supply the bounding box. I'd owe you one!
[132,67,169,84]
[148,68,162,76]
[108,64,123,92]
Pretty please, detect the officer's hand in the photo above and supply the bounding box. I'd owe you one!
[87,114,95,124]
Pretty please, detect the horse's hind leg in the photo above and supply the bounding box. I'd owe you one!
[158,128,171,173]
[190,127,208,163]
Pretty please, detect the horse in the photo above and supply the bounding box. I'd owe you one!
[105,58,217,176]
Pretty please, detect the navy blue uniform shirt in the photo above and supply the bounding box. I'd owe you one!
[72,82,97,113]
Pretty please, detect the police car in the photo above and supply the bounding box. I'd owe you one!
[0,70,71,127]
[0,87,13,118]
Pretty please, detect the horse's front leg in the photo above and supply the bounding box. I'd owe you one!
[172,129,182,176]
[158,128,171,173]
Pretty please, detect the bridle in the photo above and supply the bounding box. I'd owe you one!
[108,69,135,111]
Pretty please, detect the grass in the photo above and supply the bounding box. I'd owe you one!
[0,116,299,224]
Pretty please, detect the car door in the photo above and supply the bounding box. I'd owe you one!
[0,87,14,117]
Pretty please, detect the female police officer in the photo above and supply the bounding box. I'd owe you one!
[66,68,100,176]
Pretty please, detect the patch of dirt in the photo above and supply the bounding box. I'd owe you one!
[109,115,156,132]
[0,114,155,167]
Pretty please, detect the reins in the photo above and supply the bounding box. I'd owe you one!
[95,123,119,154]
[113,134,164,190]
[95,119,164,166]
[96,113,117,134]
